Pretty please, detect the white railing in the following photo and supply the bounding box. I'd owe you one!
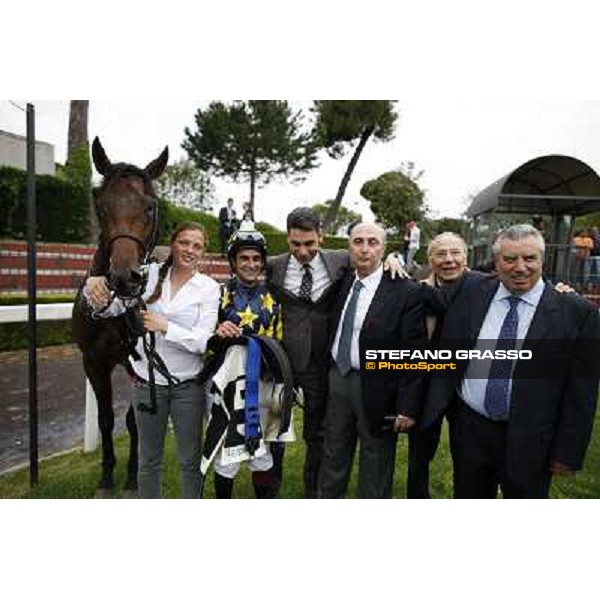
[0,303,99,453]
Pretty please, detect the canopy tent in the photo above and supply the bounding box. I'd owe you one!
[466,155,600,218]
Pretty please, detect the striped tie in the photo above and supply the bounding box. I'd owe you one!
[484,296,520,420]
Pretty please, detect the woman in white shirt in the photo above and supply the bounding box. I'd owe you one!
[84,221,220,498]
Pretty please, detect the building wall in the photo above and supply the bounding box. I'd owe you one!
[0,130,55,175]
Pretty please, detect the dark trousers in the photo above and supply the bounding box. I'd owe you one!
[407,417,443,499]
[449,401,552,499]
[319,366,397,499]
[271,359,328,498]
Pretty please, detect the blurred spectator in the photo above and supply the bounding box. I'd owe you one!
[589,226,600,282]
[572,229,594,285]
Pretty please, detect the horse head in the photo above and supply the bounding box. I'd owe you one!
[91,137,168,300]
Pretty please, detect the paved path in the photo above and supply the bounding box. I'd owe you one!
[0,345,130,473]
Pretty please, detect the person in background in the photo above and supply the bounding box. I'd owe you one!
[587,226,600,282]
[572,229,594,287]
[83,222,220,498]
[405,220,421,271]
[219,198,237,256]
[242,201,254,222]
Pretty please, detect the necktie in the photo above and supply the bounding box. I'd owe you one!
[299,264,313,301]
[484,296,521,420]
[336,280,364,376]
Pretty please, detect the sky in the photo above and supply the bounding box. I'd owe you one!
[3,98,600,231]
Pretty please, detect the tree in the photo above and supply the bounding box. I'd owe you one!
[360,162,427,232]
[65,100,95,242]
[182,101,318,215]
[154,158,215,211]
[313,100,397,232]
[312,199,361,236]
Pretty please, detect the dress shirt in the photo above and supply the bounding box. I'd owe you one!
[284,252,332,302]
[408,226,421,250]
[84,263,220,384]
[331,264,383,371]
[460,277,545,416]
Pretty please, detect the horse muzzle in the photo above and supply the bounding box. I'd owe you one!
[109,268,145,301]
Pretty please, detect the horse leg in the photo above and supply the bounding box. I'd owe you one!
[85,360,117,493]
[123,403,139,494]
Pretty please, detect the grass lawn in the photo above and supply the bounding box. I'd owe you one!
[1,407,598,499]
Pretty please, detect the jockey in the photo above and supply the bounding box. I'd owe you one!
[201,222,291,499]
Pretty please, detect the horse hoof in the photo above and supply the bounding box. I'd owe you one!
[94,488,114,499]
[121,489,139,500]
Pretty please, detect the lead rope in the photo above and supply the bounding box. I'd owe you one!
[135,298,180,415]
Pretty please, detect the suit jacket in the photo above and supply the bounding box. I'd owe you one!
[329,271,427,435]
[267,249,350,373]
[421,276,600,485]
[218,207,235,230]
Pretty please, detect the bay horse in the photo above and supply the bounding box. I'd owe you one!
[72,137,168,496]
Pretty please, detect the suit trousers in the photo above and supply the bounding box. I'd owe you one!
[449,400,552,499]
[407,416,443,499]
[319,366,397,499]
[132,380,204,499]
[270,359,328,498]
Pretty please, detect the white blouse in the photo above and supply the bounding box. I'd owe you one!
[84,263,220,385]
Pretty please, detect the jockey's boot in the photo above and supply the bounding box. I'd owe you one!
[214,473,234,499]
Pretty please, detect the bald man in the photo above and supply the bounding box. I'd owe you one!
[319,223,426,498]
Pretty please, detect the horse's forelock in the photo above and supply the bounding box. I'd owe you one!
[99,162,157,197]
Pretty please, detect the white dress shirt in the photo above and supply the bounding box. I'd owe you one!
[331,265,383,371]
[283,252,332,302]
[460,277,545,416]
[84,263,220,385]
[408,225,421,250]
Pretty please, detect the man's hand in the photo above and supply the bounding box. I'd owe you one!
[394,414,415,432]
[554,282,575,294]
[140,310,168,334]
[550,461,576,476]
[85,276,111,309]
[384,253,409,280]
[216,320,242,338]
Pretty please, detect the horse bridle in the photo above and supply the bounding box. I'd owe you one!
[101,197,160,267]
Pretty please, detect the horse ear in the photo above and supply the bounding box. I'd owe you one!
[91,137,112,176]
[145,147,169,179]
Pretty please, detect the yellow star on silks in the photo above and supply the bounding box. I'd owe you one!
[221,288,231,308]
[261,292,275,313]
[237,305,259,328]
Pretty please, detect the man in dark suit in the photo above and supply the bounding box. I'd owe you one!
[421,224,600,498]
[319,223,426,498]
[267,208,351,497]
[407,232,488,498]
[218,198,237,256]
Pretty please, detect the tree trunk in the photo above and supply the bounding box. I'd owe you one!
[249,162,256,217]
[67,101,97,243]
[67,101,89,159]
[323,126,373,234]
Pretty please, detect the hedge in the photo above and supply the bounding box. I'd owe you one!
[0,166,90,243]
[0,320,73,352]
